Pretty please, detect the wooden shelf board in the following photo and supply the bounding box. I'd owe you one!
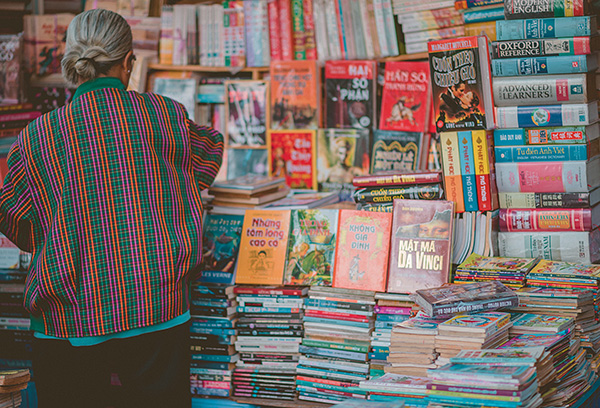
[148,63,269,74]
[231,397,332,407]
[382,52,429,61]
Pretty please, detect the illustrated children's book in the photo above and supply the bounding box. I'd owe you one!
[438,312,511,335]
[332,210,393,292]
[510,313,574,333]
[283,209,340,286]
[199,213,244,284]
[225,80,269,147]
[268,130,318,190]
[235,210,291,285]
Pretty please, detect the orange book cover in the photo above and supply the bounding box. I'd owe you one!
[332,210,393,292]
[270,60,321,130]
[235,210,291,285]
[269,130,318,190]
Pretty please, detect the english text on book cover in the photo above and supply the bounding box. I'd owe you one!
[333,210,393,292]
[283,209,340,286]
[379,61,431,133]
[428,36,488,132]
[270,60,320,130]
[317,129,370,201]
[235,210,291,285]
[269,130,317,190]
[199,213,244,285]
[225,80,269,147]
[387,199,455,293]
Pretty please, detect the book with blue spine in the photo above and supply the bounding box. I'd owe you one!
[458,130,479,212]
[496,16,596,40]
[491,54,598,76]
[495,102,598,128]
[495,142,598,162]
[494,124,599,145]
[463,6,505,23]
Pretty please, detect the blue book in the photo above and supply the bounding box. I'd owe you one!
[495,143,593,162]
[305,298,372,311]
[496,16,596,40]
[190,317,235,328]
[237,306,300,314]
[191,353,239,363]
[369,352,389,361]
[297,365,367,380]
[298,391,346,402]
[458,131,479,211]
[463,6,504,23]
[494,125,598,146]
[189,327,237,336]
[492,55,598,77]
[192,398,258,408]
[496,103,598,128]
[375,314,410,322]
[191,387,231,397]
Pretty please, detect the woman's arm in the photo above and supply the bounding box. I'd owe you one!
[187,121,224,191]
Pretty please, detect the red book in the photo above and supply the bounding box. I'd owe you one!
[379,61,431,133]
[332,210,392,292]
[303,0,317,60]
[387,199,455,294]
[233,286,308,296]
[499,207,598,232]
[278,0,294,60]
[0,111,41,123]
[352,170,442,188]
[472,130,498,212]
[267,0,282,61]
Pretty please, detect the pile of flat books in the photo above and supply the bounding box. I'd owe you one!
[0,369,30,408]
[189,283,238,398]
[509,313,575,337]
[208,175,290,215]
[232,286,306,401]
[297,286,375,404]
[435,312,513,360]
[526,261,600,291]
[453,253,538,289]
[358,373,430,406]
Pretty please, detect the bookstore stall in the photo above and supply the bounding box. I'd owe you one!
[1,0,600,407]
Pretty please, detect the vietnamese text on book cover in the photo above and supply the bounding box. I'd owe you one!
[370,130,424,173]
[225,80,269,147]
[199,213,244,284]
[317,128,370,201]
[269,130,317,190]
[324,60,376,130]
[379,61,431,133]
[283,209,339,286]
[270,60,320,129]
[235,210,291,285]
[387,199,455,293]
[333,209,393,292]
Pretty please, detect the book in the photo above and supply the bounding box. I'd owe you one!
[387,200,455,294]
[428,36,495,132]
[210,175,286,195]
[0,369,29,386]
[223,1,246,68]
[325,60,377,129]
[495,141,599,162]
[379,61,432,133]
[353,184,444,203]
[370,130,425,173]
[438,312,511,334]
[495,102,598,128]
[152,77,198,121]
[268,130,318,190]
[457,253,539,274]
[199,214,244,284]
[491,54,598,76]
[503,0,590,19]
[458,130,478,212]
[493,74,596,106]
[510,313,574,333]
[0,35,22,106]
[498,190,600,208]
[352,170,442,188]
[496,16,596,40]
[270,60,320,130]
[333,209,392,292]
[226,148,269,180]
[492,36,599,59]
[225,80,269,147]
[440,132,465,213]
[317,129,370,202]
[235,210,291,285]
[494,123,599,146]
[463,6,504,23]
[283,209,339,286]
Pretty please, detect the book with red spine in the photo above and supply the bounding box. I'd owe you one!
[233,286,309,296]
[352,170,443,188]
[278,0,294,60]
[499,207,598,232]
[267,0,282,61]
[303,0,317,60]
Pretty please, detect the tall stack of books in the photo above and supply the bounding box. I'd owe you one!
[297,286,375,404]
[452,253,538,289]
[491,10,600,263]
[459,0,505,40]
[189,283,239,398]
[232,285,306,401]
[358,373,431,405]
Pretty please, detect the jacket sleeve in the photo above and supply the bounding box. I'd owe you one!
[187,121,224,191]
[0,142,39,252]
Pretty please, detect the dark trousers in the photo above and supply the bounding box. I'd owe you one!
[33,322,191,408]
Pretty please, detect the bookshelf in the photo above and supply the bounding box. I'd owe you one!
[147,63,269,80]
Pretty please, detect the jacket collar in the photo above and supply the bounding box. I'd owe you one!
[73,77,125,100]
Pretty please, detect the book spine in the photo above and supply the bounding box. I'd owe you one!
[291,0,306,59]
[243,1,255,67]
[159,5,174,65]
[305,310,370,322]
[397,7,461,22]
[303,0,318,60]
[268,0,283,61]
[352,172,442,187]
[381,0,399,55]
[353,184,444,203]
[495,143,596,162]
[496,16,595,41]
[0,111,41,123]
[260,0,271,66]
[494,161,592,193]
[374,306,411,315]
[298,345,367,361]
[504,0,588,19]
[458,131,479,212]
[359,0,375,59]
[342,0,357,59]
[492,37,593,59]
[492,54,597,76]
[324,0,342,60]
[499,208,591,231]
[432,295,518,317]
[372,0,389,56]
[455,0,503,9]
[441,132,466,213]
[312,0,330,61]
[234,287,306,295]
[464,21,498,41]
[498,192,593,209]
[495,102,597,128]
[395,0,456,14]
[305,299,372,311]
[279,0,295,60]
[493,74,591,106]
[472,130,494,212]
[463,6,504,23]
[401,16,463,32]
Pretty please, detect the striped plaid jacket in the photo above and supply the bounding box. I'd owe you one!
[0,77,223,338]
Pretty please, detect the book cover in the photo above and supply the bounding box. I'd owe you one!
[504,0,589,19]
[387,199,455,294]
[458,253,538,273]
[458,130,478,212]
[225,80,269,147]
[199,214,244,284]
[226,148,268,180]
[270,60,320,129]
[332,209,393,292]
[492,37,596,59]
[496,16,596,40]
[379,61,431,133]
[269,130,318,190]
[371,130,424,173]
[440,132,466,213]
[439,312,511,333]
[325,60,377,130]
[0,35,22,106]
[235,210,291,285]
[492,54,598,76]
[317,129,370,201]
[528,259,600,279]
[352,170,442,188]
[494,124,599,146]
[511,313,573,332]
[472,130,497,212]
[283,209,339,286]
[267,0,282,61]
[451,347,545,365]
[353,184,444,203]
[500,333,565,350]
[428,36,494,132]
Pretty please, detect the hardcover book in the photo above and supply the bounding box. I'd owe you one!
[440,132,465,213]
[270,60,320,129]
[370,130,425,173]
[352,170,443,188]
[496,16,596,40]
[498,190,600,209]
[379,61,432,133]
[495,141,599,163]
[283,209,339,286]
[353,184,444,203]
[494,123,600,146]
[235,210,291,285]
[332,209,393,292]
[428,36,495,132]
[268,130,318,190]
[492,37,598,59]
[317,129,370,201]
[325,60,377,129]
[225,80,269,147]
[504,0,590,19]
[199,214,244,284]
[387,199,455,294]
[491,54,598,76]
[495,102,599,128]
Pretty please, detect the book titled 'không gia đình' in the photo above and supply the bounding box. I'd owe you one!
[504,0,590,19]
[324,60,377,130]
[224,80,269,147]
[387,199,455,294]
[199,213,244,285]
[428,36,495,132]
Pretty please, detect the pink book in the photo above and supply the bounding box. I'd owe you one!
[278,0,295,61]
[267,0,282,61]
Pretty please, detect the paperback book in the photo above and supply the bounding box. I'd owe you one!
[225,80,269,147]
[199,214,244,284]
[269,130,318,190]
[370,130,426,173]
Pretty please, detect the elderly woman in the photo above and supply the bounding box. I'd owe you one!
[0,9,223,408]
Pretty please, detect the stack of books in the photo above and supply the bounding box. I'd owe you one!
[297,286,375,404]
[358,373,431,405]
[491,12,600,264]
[453,253,538,289]
[460,0,505,41]
[189,283,238,398]
[0,369,30,408]
[509,313,575,337]
[387,311,447,377]
[352,170,443,213]
[526,260,600,291]
[435,312,513,359]
[232,285,306,401]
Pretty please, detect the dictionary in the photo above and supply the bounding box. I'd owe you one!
[491,54,598,76]
[496,16,597,40]
[495,101,598,128]
[492,36,599,59]
[494,139,600,162]
[498,190,600,208]
[493,123,600,146]
[499,206,600,232]
[504,0,591,20]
